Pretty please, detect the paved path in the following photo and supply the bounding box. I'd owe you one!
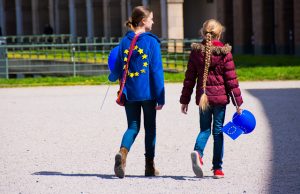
[1,81,300,194]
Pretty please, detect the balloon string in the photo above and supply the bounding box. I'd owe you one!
[100,84,110,110]
[231,90,239,112]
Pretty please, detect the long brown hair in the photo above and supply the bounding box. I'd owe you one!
[199,19,224,111]
[125,6,152,29]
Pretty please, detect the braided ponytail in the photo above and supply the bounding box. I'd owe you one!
[199,32,212,111]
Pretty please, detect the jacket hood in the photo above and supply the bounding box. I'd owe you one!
[191,40,232,55]
[125,30,160,43]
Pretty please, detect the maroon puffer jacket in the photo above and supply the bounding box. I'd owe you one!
[180,40,243,107]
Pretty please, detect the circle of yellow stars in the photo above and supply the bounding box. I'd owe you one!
[123,45,148,78]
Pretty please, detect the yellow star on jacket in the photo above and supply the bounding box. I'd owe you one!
[107,31,164,105]
[122,44,149,78]
[138,48,143,54]
[142,54,147,59]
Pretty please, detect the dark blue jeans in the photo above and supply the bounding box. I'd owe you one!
[121,100,157,159]
[194,105,226,170]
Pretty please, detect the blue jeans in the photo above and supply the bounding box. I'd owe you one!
[194,105,226,170]
[121,100,157,159]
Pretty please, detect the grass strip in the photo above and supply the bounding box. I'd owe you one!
[1,66,300,88]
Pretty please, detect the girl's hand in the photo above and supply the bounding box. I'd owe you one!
[155,105,163,110]
[237,107,243,115]
[181,104,188,114]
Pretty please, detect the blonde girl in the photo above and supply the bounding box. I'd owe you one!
[180,19,243,178]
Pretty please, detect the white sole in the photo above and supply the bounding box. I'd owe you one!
[191,151,203,178]
[213,174,224,179]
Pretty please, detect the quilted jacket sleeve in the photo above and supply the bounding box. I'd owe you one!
[223,52,243,106]
[180,50,198,104]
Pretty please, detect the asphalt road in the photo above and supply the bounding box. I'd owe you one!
[1,81,300,194]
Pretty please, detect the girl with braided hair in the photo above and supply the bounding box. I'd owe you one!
[180,19,243,179]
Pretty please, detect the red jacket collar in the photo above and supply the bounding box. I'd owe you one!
[202,39,224,46]
[212,40,224,46]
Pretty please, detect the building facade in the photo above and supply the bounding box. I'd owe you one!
[0,0,299,55]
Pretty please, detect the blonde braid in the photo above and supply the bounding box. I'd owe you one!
[199,32,212,111]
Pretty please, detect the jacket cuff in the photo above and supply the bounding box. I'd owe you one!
[180,96,190,104]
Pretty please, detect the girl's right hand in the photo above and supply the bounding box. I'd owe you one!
[181,104,188,114]
[155,105,163,110]
[237,107,243,114]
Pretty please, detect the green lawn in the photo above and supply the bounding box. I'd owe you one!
[1,55,299,87]
[234,55,300,67]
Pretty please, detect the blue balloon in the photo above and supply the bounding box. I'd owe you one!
[222,109,256,140]
[232,109,256,134]
[108,46,119,71]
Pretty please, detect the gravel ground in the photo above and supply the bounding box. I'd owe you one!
[0,81,300,194]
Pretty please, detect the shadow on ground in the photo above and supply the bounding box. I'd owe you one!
[247,88,300,193]
[32,171,214,181]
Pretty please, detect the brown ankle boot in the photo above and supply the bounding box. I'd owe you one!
[145,158,159,176]
[114,147,128,178]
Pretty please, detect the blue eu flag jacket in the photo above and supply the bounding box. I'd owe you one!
[108,31,165,105]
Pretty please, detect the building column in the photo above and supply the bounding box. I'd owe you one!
[233,0,244,54]
[294,0,300,55]
[121,0,127,35]
[127,0,132,20]
[86,0,94,42]
[0,0,6,35]
[216,0,233,47]
[31,0,39,34]
[167,0,184,40]
[15,0,23,35]
[273,0,285,54]
[160,0,167,39]
[167,0,184,52]
[68,0,76,39]
[54,0,60,34]
[49,0,55,32]
[252,0,264,54]
[103,0,110,39]
[216,0,226,24]
[142,0,149,7]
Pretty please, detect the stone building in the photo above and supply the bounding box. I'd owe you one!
[0,0,299,55]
